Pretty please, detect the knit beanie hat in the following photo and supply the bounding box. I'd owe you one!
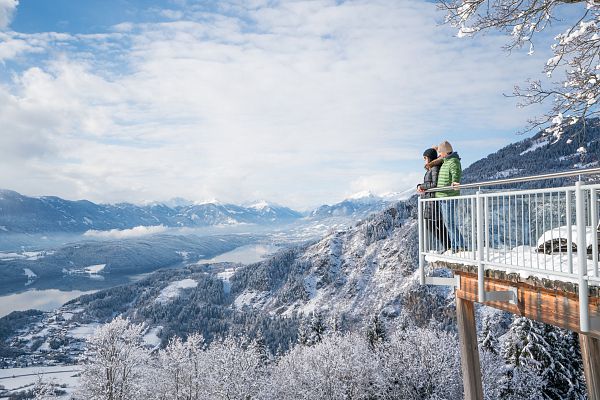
[423,148,438,161]
[438,141,453,153]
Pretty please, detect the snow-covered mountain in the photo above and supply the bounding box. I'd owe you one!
[462,118,600,186]
[308,190,410,220]
[0,190,303,234]
[1,198,455,362]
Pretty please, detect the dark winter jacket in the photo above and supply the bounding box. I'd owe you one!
[418,165,440,219]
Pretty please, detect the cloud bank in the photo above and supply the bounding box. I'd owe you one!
[83,225,168,239]
[0,0,552,208]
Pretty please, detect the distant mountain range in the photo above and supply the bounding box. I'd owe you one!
[0,190,407,235]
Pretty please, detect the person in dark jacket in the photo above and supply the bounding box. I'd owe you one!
[417,148,450,251]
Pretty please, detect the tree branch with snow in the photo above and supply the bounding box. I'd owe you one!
[439,0,600,139]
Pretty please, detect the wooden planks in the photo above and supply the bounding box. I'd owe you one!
[580,334,600,400]
[456,295,484,400]
[454,270,600,339]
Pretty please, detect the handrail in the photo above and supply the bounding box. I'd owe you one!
[425,167,600,193]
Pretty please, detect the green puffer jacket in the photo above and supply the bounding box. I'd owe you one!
[435,152,462,198]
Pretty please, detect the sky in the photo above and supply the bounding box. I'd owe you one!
[0,0,559,209]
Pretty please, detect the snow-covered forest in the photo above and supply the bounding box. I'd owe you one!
[27,313,585,400]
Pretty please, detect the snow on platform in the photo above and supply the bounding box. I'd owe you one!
[155,279,198,303]
[425,245,599,285]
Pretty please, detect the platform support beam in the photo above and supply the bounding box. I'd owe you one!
[580,334,600,400]
[456,294,484,400]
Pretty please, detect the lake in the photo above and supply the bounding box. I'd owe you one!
[0,243,280,318]
[0,289,95,318]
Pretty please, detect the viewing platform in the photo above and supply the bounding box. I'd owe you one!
[418,167,600,400]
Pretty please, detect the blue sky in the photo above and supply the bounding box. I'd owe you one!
[0,0,558,208]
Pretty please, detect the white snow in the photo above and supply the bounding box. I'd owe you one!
[248,200,272,210]
[23,268,37,286]
[23,268,37,279]
[84,264,106,274]
[155,279,198,303]
[0,225,8,231]
[520,138,549,155]
[233,290,269,309]
[217,269,235,294]
[491,168,522,179]
[68,323,101,340]
[143,326,163,348]
[0,365,82,393]
[425,243,600,285]
[536,225,597,249]
[0,252,24,260]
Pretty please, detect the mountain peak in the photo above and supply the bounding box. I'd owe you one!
[346,191,378,201]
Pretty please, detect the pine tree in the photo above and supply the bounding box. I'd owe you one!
[308,311,326,345]
[297,317,311,346]
[254,328,270,364]
[479,314,500,355]
[502,316,586,400]
[366,314,387,349]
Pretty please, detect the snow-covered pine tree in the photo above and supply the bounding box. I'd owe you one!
[366,314,387,349]
[77,316,150,400]
[552,329,586,400]
[253,328,270,364]
[297,317,311,346]
[502,316,585,400]
[479,314,500,355]
[308,311,326,345]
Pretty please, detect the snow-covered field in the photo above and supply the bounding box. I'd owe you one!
[0,365,81,397]
[84,264,106,274]
[155,279,198,303]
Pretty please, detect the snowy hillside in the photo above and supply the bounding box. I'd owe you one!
[2,200,455,364]
[308,191,409,220]
[462,119,600,186]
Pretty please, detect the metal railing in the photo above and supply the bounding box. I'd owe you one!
[418,167,600,331]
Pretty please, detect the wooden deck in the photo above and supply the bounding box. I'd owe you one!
[431,260,600,400]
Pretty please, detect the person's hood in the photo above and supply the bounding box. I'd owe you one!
[444,152,460,160]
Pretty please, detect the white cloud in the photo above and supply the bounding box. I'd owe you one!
[0,0,17,30]
[0,0,554,208]
[83,225,169,239]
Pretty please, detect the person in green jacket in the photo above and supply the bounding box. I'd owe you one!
[433,141,465,251]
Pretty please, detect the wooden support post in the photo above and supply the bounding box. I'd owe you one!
[580,333,600,400]
[456,295,484,400]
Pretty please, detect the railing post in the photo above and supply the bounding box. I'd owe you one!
[471,197,477,260]
[477,190,485,302]
[418,198,426,286]
[576,181,589,332]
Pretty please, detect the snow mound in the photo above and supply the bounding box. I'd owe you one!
[156,279,198,303]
